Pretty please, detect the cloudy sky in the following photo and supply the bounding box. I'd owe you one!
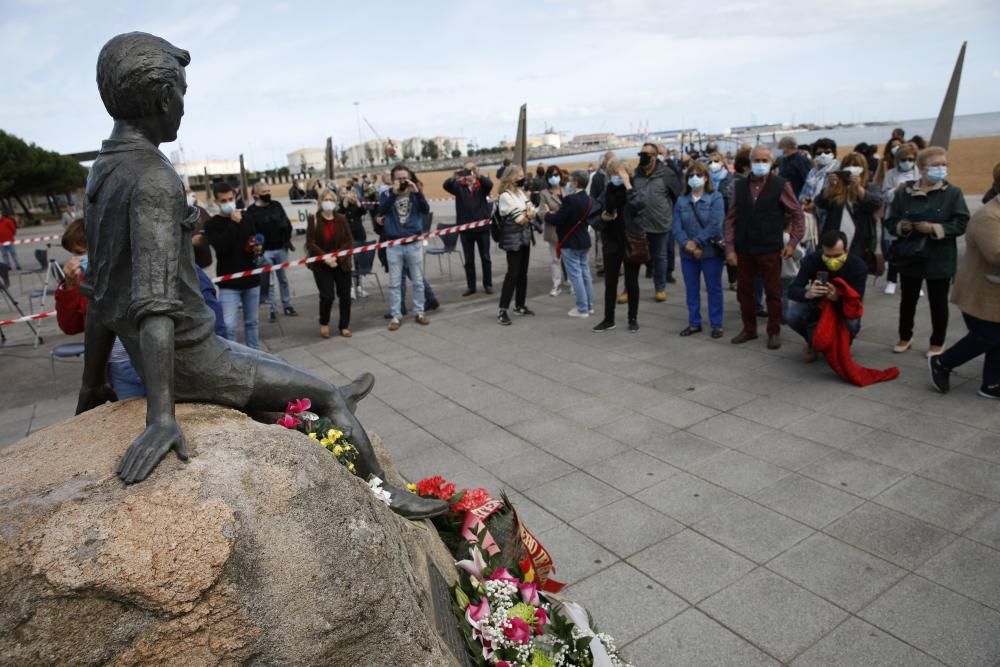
[3,0,999,169]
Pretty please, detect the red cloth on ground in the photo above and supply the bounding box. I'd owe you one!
[812,277,899,387]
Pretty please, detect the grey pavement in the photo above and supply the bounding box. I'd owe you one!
[2,199,999,665]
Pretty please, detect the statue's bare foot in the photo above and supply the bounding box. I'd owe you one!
[340,373,375,414]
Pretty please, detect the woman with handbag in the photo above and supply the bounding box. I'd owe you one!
[546,170,595,318]
[593,160,646,333]
[880,142,920,295]
[672,161,726,338]
[496,166,538,325]
[306,190,354,339]
[886,146,970,356]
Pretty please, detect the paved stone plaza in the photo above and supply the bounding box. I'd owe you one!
[2,200,998,666]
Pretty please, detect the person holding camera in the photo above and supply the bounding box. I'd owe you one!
[443,161,493,296]
[379,164,431,331]
[786,230,869,361]
[204,182,263,349]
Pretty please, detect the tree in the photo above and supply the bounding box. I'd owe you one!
[421,139,439,161]
[0,130,88,216]
[364,144,375,166]
[451,149,462,159]
[402,143,415,160]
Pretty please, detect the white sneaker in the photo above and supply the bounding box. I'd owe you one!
[350,287,357,300]
[568,308,590,318]
[549,287,561,297]
[358,285,368,298]
[920,289,925,297]
[588,308,595,314]
[883,282,897,295]
[569,286,576,295]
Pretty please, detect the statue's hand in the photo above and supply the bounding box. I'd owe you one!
[116,418,187,484]
[76,384,118,415]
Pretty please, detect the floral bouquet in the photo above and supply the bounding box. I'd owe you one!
[454,536,632,667]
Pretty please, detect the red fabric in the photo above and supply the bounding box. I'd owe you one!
[813,277,899,387]
[0,216,16,244]
[55,271,87,335]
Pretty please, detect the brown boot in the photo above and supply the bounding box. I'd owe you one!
[320,325,330,338]
[731,330,758,344]
[767,334,782,350]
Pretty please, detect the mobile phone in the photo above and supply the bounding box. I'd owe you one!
[834,170,852,181]
[815,270,829,284]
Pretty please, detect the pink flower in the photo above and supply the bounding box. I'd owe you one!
[488,567,519,584]
[276,414,301,429]
[496,662,511,667]
[465,597,491,627]
[286,398,311,414]
[456,547,488,580]
[503,616,532,644]
[534,607,549,633]
[520,581,539,606]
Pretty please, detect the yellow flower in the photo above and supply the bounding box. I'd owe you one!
[320,438,332,447]
[347,463,356,473]
[407,483,417,492]
[308,432,318,440]
[326,429,343,442]
[333,445,344,456]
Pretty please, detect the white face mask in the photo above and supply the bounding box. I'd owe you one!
[219,201,236,216]
[321,200,337,212]
[815,153,834,167]
[187,193,198,206]
[845,166,864,177]
[708,161,724,173]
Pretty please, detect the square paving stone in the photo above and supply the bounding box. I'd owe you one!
[850,430,948,473]
[636,430,727,470]
[954,429,1000,464]
[524,471,625,523]
[917,537,1000,612]
[422,412,496,445]
[628,529,756,603]
[736,431,838,471]
[883,410,981,449]
[688,450,790,496]
[634,472,741,525]
[783,412,873,449]
[582,449,679,494]
[860,574,1000,667]
[731,397,816,429]
[753,474,865,529]
[504,491,564,534]
[481,447,576,492]
[537,429,632,468]
[533,523,618,586]
[825,503,956,570]
[700,569,848,663]
[687,413,775,448]
[791,617,945,667]
[966,507,1000,550]
[815,395,900,429]
[639,396,719,429]
[920,453,1000,501]
[799,450,907,499]
[451,428,538,465]
[595,413,676,448]
[571,497,684,558]
[624,609,780,667]
[875,476,999,532]
[563,562,688,645]
[768,533,905,611]
[695,498,814,563]
[685,383,759,411]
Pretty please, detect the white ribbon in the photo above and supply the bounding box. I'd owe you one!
[553,599,614,667]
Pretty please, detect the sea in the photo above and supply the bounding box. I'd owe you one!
[503,111,1000,168]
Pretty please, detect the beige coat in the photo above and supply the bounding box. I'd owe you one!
[951,199,1000,323]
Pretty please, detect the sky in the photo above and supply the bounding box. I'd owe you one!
[3,0,999,170]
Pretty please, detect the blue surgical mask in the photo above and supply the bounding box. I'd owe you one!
[926,166,948,183]
[610,175,624,186]
[220,201,237,216]
[565,184,576,195]
[547,175,561,186]
[751,163,771,177]
[79,254,89,273]
[897,160,914,172]
[688,175,706,190]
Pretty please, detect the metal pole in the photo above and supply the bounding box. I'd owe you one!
[239,154,248,203]
[203,166,212,201]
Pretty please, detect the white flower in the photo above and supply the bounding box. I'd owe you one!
[367,476,392,506]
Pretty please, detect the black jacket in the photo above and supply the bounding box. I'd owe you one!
[778,152,812,198]
[443,175,494,227]
[789,251,868,303]
[244,201,291,251]
[816,185,882,259]
[204,213,261,290]
[545,190,592,251]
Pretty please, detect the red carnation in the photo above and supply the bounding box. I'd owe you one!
[451,487,491,512]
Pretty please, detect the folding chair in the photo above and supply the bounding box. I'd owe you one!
[425,221,460,277]
[352,245,384,305]
[17,247,48,293]
[50,342,86,380]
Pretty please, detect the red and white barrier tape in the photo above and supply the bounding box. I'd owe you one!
[0,310,54,327]
[1,234,62,247]
[212,218,490,284]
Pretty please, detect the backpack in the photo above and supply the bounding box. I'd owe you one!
[489,200,504,242]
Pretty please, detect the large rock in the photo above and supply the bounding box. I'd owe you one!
[0,400,461,666]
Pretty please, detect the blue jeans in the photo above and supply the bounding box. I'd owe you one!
[399,268,436,306]
[108,360,146,399]
[219,286,261,349]
[647,231,669,291]
[681,255,724,328]
[787,300,860,345]
[562,248,593,313]
[1,245,21,270]
[388,243,425,319]
[939,312,1000,387]
[263,248,291,312]
[781,276,794,319]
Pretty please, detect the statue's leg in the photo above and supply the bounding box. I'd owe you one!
[244,357,447,520]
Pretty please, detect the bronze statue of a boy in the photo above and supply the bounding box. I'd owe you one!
[79,32,446,520]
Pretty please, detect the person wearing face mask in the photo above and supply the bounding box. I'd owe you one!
[875,137,904,187]
[724,145,806,349]
[306,191,354,338]
[592,159,642,332]
[289,179,307,201]
[244,181,297,321]
[379,164,431,331]
[776,136,811,198]
[589,151,616,277]
[204,182,263,349]
[787,230,870,360]
[495,166,539,325]
[672,161,726,338]
[886,146,970,356]
[815,152,882,271]
[632,142,682,302]
[546,170,595,319]
[880,142,920,295]
[539,165,568,296]
[443,161,494,297]
[799,138,839,214]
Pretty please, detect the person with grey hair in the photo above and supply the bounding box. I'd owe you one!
[777,136,811,197]
[544,170,595,317]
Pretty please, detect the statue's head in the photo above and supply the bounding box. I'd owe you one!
[97,32,190,142]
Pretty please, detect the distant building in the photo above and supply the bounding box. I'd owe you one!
[571,133,616,147]
[341,140,384,168]
[728,123,784,135]
[286,147,326,175]
[170,157,243,179]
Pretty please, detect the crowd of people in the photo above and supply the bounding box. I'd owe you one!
[9,128,993,401]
